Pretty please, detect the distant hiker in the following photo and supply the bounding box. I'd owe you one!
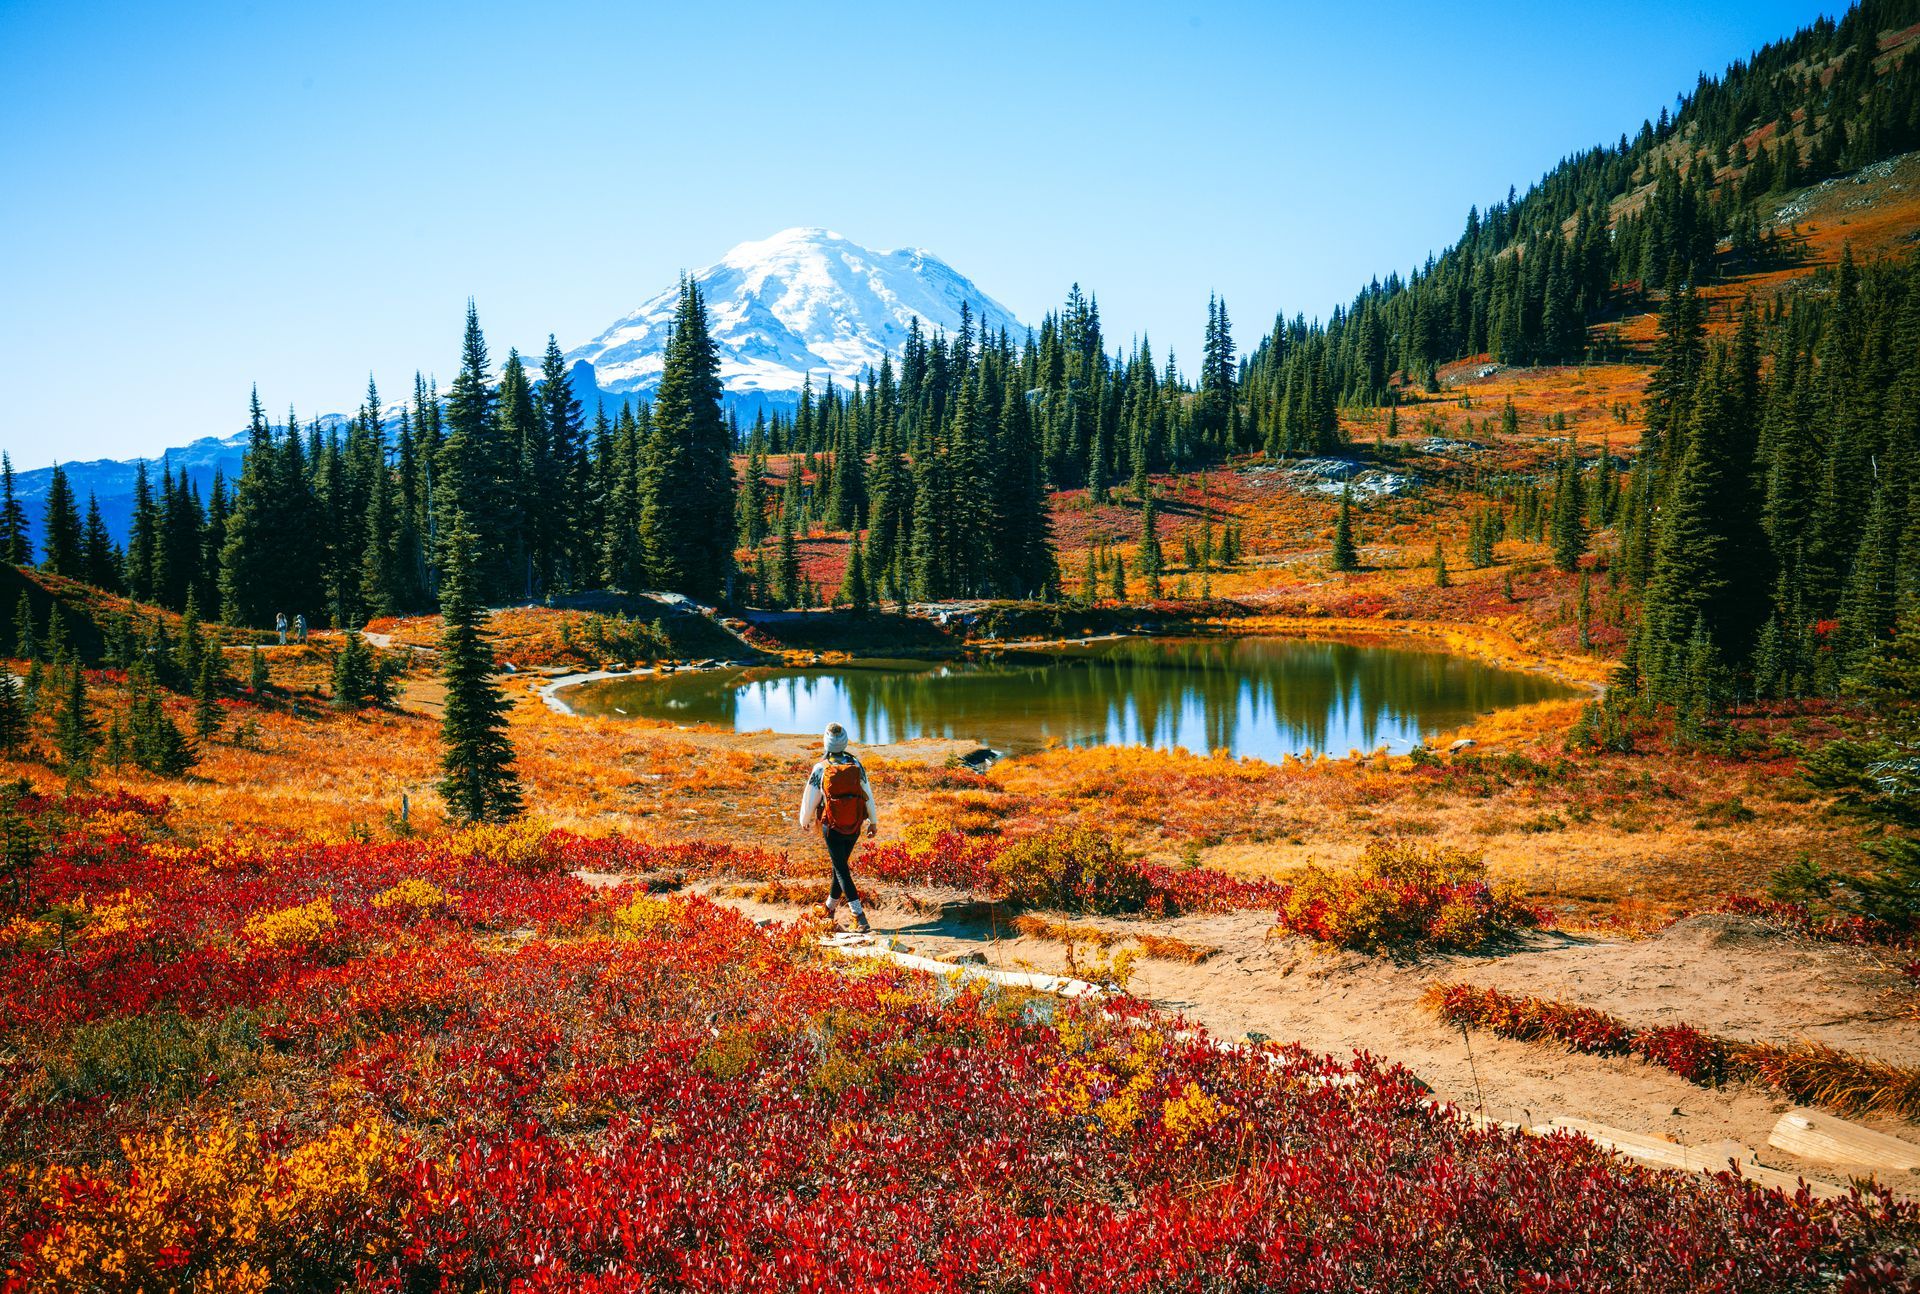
[275,612,288,646]
[796,722,878,934]
[294,613,308,644]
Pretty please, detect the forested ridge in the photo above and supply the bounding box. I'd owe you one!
[7,0,1920,713]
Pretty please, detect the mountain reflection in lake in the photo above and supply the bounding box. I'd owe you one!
[565,635,1576,761]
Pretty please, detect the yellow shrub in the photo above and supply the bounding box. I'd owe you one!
[450,817,555,871]
[900,813,963,855]
[1161,1080,1231,1144]
[370,878,451,913]
[19,1120,401,1291]
[243,897,337,948]
[611,895,677,938]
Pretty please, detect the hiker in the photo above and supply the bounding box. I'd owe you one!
[275,612,288,646]
[294,613,308,644]
[796,722,878,934]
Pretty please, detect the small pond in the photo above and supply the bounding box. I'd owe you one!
[562,635,1577,762]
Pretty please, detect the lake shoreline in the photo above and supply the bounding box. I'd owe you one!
[545,631,1582,762]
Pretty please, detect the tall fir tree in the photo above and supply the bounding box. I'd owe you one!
[436,513,522,823]
[38,465,82,579]
[641,280,734,601]
[0,454,30,566]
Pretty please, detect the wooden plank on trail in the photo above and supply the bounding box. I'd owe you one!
[1537,1117,1751,1173]
[1768,1108,1920,1174]
[1539,1116,1852,1200]
[819,932,1106,998]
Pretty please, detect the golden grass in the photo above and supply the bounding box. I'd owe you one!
[1010,913,1218,963]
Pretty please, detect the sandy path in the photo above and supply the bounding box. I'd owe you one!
[671,882,1920,1188]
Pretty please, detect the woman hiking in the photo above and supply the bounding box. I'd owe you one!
[796,723,879,934]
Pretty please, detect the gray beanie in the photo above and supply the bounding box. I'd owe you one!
[824,723,850,755]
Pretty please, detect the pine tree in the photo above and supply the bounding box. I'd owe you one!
[0,454,31,565]
[331,630,378,711]
[1633,341,1770,698]
[1432,541,1451,588]
[128,460,159,602]
[247,646,269,694]
[38,465,82,579]
[0,671,24,754]
[360,446,403,619]
[1331,484,1359,572]
[537,334,587,592]
[82,495,120,592]
[193,652,223,742]
[437,514,522,823]
[1138,494,1164,598]
[642,281,734,602]
[774,509,800,609]
[435,303,505,595]
[1550,450,1588,573]
[52,665,97,779]
[127,664,195,776]
[12,594,34,663]
[844,534,871,616]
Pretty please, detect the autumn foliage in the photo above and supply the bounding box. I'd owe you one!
[1427,981,1920,1120]
[1,792,1916,1289]
[1272,840,1548,953]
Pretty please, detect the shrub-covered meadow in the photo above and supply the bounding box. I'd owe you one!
[4,791,1917,1290]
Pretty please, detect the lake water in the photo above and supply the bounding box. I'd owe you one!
[562,635,1577,762]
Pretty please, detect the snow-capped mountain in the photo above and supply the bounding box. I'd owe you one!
[17,230,1018,543]
[565,227,1025,408]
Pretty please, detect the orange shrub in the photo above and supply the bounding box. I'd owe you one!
[1274,839,1545,953]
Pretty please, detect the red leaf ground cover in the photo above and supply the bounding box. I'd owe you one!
[1,794,1915,1290]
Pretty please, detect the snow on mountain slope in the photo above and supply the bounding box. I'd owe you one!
[19,231,1018,543]
[567,228,1026,402]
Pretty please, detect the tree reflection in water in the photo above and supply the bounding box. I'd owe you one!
[570,636,1575,761]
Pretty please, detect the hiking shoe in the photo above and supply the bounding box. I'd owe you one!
[853,915,872,935]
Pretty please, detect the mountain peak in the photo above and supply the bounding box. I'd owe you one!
[567,229,1022,407]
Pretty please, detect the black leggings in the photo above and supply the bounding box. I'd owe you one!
[824,829,861,903]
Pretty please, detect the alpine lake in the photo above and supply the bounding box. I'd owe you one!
[560,634,1578,762]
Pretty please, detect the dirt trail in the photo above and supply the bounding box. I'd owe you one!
[679,882,1920,1189]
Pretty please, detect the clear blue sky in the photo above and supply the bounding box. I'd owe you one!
[1,0,1840,469]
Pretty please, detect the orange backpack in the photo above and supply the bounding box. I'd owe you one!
[822,758,868,834]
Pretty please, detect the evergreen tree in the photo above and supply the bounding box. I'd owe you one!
[1550,449,1588,573]
[1331,484,1359,572]
[844,534,871,616]
[38,465,82,579]
[12,594,34,663]
[537,334,587,591]
[641,281,734,601]
[1138,494,1164,597]
[435,303,506,594]
[0,671,23,755]
[127,664,195,776]
[0,454,30,565]
[81,495,120,592]
[774,508,800,609]
[193,652,223,742]
[331,629,379,711]
[52,665,97,779]
[1432,541,1451,588]
[127,460,159,601]
[1633,340,1770,697]
[437,514,522,823]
